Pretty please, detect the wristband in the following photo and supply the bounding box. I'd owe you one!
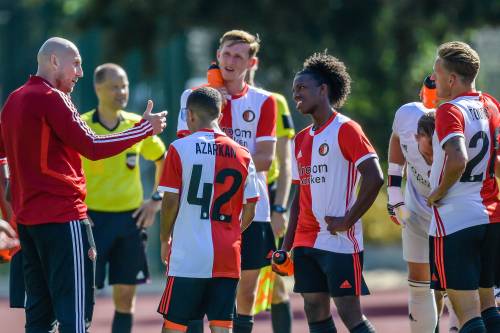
[151,191,163,201]
[387,162,404,187]
[272,205,287,213]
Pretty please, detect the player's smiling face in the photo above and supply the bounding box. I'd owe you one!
[217,42,255,84]
[54,47,83,94]
[292,73,322,115]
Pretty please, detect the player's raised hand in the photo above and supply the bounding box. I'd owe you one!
[142,100,167,135]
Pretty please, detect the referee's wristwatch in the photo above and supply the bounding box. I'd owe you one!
[271,204,287,214]
[151,191,163,202]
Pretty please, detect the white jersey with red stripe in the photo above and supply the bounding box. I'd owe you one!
[157,129,260,278]
[430,92,500,237]
[392,102,433,220]
[177,85,277,222]
[291,112,378,254]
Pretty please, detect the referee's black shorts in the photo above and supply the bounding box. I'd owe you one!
[18,219,96,333]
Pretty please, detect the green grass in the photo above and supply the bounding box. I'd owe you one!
[362,191,402,245]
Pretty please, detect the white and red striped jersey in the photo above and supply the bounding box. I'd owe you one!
[158,129,259,278]
[177,85,277,222]
[291,113,378,254]
[392,102,433,220]
[430,92,500,236]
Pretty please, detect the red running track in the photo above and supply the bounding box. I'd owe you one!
[0,289,451,332]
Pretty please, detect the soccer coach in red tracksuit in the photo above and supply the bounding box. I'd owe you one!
[0,37,167,333]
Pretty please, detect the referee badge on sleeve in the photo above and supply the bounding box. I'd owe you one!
[126,152,138,169]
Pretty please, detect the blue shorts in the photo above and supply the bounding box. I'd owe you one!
[430,224,499,291]
[158,276,238,328]
[293,246,370,297]
[9,250,26,308]
[18,219,96,333]
[88,210,150,289]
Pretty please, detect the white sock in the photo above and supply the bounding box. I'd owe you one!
[408,280,438,333]
[444,294,459,332]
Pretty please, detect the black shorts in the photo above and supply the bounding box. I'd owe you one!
[430,224,498,291]
[88,210,150,288]
[157,276,238,330]
[18,219,96,333]
[293,247,370,297]
[9,250,26,308]
[241,222,276,270]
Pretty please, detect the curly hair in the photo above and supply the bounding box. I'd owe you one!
[300,52,351,108]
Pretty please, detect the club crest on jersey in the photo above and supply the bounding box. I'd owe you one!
[242,109,255,122]
[319,143,329,156]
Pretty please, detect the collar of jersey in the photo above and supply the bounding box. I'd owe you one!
[227,84,249,100]
[92,109,125,132]
[309,112,337,136]
[454,91,481,99]
[29,75,54,88]
[197,127,225,135]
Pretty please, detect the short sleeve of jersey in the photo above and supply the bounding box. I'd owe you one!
[140,135,166,161]
[435,103,465,147]
[291,140,300,184]
[158,144,182,194]
[339,120,378,167]
[244,159,260,203]
[273,93,295,139]
[176,89,192,138]
[256,95,277,142]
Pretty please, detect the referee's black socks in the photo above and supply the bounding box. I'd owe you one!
[308,316,337,333]
[112,311,132,333]
[460,317,486,333]
[271,301,292,333]
[481,307,500,332]
[233,314,254,333]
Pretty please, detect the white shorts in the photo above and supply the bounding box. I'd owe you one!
[402,210,431,263]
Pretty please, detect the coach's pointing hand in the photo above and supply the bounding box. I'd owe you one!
[142,100,168,135]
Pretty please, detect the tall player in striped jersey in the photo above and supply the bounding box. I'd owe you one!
[157,87,259,333]
[177,30,277,333]
[279,52,384,333]
[387,77,443,333]
[427,41,500,333]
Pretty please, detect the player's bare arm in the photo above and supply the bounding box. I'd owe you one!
[252,140,276,172]
[160,192,180,264]
[326,157,384,234]
[427,136,468,207]
[280,184,299,253]
[241,202,257,232]
[271,137,292,237]
[134,157,166,228]
[387,132,408,225]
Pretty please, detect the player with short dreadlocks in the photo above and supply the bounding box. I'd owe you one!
[276,52,383,333]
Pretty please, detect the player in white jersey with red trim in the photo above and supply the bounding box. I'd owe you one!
[387,77,443,333]
[157,87,259,333]
[177,30,277,333]
[278,52,383,333]
[427,41,500,333]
